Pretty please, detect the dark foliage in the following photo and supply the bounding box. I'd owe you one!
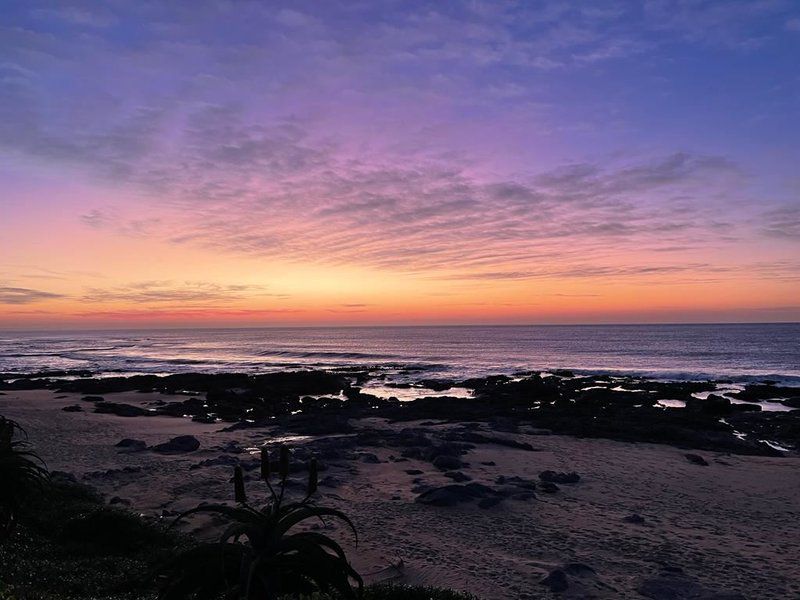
[0,417,49,540]
[158,446,362,600]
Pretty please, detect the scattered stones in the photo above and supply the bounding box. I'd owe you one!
[539,470,580,484]
[684,453,709,466]
[152,435,200,454]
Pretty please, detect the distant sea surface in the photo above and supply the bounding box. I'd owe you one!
[1,324,799,385]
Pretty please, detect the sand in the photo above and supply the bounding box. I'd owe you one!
[2,388,799,599]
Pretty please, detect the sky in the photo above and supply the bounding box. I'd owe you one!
[1,0,799,329]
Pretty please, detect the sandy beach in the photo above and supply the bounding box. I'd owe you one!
[2,386,798,599]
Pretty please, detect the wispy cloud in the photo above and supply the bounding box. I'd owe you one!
[81,281,288,304]
[0,285,64,304]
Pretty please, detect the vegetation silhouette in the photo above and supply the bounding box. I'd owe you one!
[0,416,49,541]
[158,445,363,600]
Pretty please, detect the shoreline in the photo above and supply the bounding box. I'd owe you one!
[1,384,799,598]
[1,368,798,456]
[2,368,800,597]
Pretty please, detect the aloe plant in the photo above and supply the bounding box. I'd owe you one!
[0,416,49,540]
[158,445,362,600]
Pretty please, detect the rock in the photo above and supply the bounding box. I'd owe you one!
[62,404,82,412]
[477,496,503,509]
[360,452,381,464]
[152,435,200,454]
[539,470,580,484]
[190,455,239,469]
[94,402,150,417]
[539,481,559,493]
[624,513,646,524]
[684,453,709,466]
[444,470,472,482]
[540,569,569,592]
[109,496,130,506]
[480,461,496,466]
[432,455,464,471]
[415,483,498,507]
[115,438,147,452]
[81,395,105,402]
[404,469,424,475]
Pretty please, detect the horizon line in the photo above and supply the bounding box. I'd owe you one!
[2,320,799,335]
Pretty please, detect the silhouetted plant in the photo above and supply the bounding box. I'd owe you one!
[158,445,362,600]
[0,416,49,540]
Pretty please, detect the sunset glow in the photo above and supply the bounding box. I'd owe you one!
[2,2,799,328]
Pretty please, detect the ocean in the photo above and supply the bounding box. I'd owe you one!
[1,323,799,385]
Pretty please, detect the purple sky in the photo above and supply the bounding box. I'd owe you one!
[1,1,799,327]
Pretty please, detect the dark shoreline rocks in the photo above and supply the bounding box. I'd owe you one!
[2,369,797,456]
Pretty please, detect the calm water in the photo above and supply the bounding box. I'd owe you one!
[0,324,798,385]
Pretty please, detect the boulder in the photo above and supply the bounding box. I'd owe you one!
[432,455,464,471]
[684,453,709,466]
[539,470,580,484]
[415,483,498,507]
[94,402,149,417]
[62,404,83,412]
[115,438,147,452]
[444,471,472,482]
[152,435,200,454]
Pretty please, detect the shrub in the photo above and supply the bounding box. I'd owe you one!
[0,417,49,541]
[158,445,363,600]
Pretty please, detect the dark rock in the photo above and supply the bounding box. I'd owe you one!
[415,483,499,507]
[360,452,381,464]
[115,438,147,452]
[190,455,239,469]
[109,496,130,506]
[94,402,150,417]
[624,513,646,524]
[540,569,569,593]
[539,481,559,493]
[152,435,200,454]
[539,470,580,484]
[480,461,496,466]
[432,455,464,471]
[62,404,83,412]
[477,496,504,509]
[419,379,453,392]
[404,469,424,475]
[444,471,472,482]
[81,395,105,402]
[684,453,709,466]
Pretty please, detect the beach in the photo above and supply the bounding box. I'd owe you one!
[2,368,799,599]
